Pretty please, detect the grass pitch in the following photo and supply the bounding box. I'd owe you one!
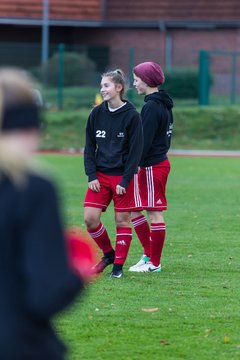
[40,154,240,360]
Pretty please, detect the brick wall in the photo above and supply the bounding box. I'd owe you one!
[1,0,240,21]
[171,28,240,67]
[70,27,240,71]
[106,0,240,21]
[0,0,101,20]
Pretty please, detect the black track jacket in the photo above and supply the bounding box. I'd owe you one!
[84,100,143,189]
[0,173,84,360]
[139,90,173,167]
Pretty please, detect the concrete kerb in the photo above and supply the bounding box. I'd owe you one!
[39,149,240,158]
[168,149,240,157]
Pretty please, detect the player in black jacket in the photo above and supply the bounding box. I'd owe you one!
[129,62,174,273]
[0,68,93,360]
[84,69,143,278]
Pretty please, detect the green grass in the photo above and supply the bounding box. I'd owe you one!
[41,110,89,150]
[39,154,240,360]
[40,105,240,151]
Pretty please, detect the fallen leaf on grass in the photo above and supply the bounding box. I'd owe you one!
[142,308,159,313]
[224,336,230,343]
[160,339,170,345]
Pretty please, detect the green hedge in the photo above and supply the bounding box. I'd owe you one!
[32,52,97,87]
[163,68,199,99]
[40,106,240,151]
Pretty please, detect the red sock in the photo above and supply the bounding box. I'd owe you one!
[150,223,166,267]
[132,215,150,257]
[87,222,113,254]
[114,227,132,265]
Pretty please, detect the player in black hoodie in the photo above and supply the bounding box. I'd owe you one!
[84,69,143,278]
[129,62,173,273]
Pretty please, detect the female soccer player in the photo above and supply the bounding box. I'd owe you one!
[84,69,143,278]
[129,62,174,273]
[0,68,94,360]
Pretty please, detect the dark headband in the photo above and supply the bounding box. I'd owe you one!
[1,103,41,132]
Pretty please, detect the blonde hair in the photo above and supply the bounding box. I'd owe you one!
[0,68,41,185]
[101,69,127,100]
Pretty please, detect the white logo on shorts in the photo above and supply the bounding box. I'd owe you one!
[156,199,162,204]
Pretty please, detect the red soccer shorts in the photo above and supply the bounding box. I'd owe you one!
[84,172,143,212]
[138,159,170,211]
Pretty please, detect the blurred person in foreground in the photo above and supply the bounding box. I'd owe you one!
[0,68,96,360]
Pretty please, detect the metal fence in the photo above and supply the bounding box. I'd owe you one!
[0,42,239,109]
[199,50,240,106]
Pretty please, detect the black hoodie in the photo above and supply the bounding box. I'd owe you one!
[84,100,143,188]
[139,89,173,167]
[0,173,83,360]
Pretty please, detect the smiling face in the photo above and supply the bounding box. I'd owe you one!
[133,73,148,95]
[100,76,123,102]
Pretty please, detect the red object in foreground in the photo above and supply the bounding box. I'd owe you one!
[66,228,99,281]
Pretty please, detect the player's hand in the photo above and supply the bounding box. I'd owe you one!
[116,184,126,195]
[88,179,100,192]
